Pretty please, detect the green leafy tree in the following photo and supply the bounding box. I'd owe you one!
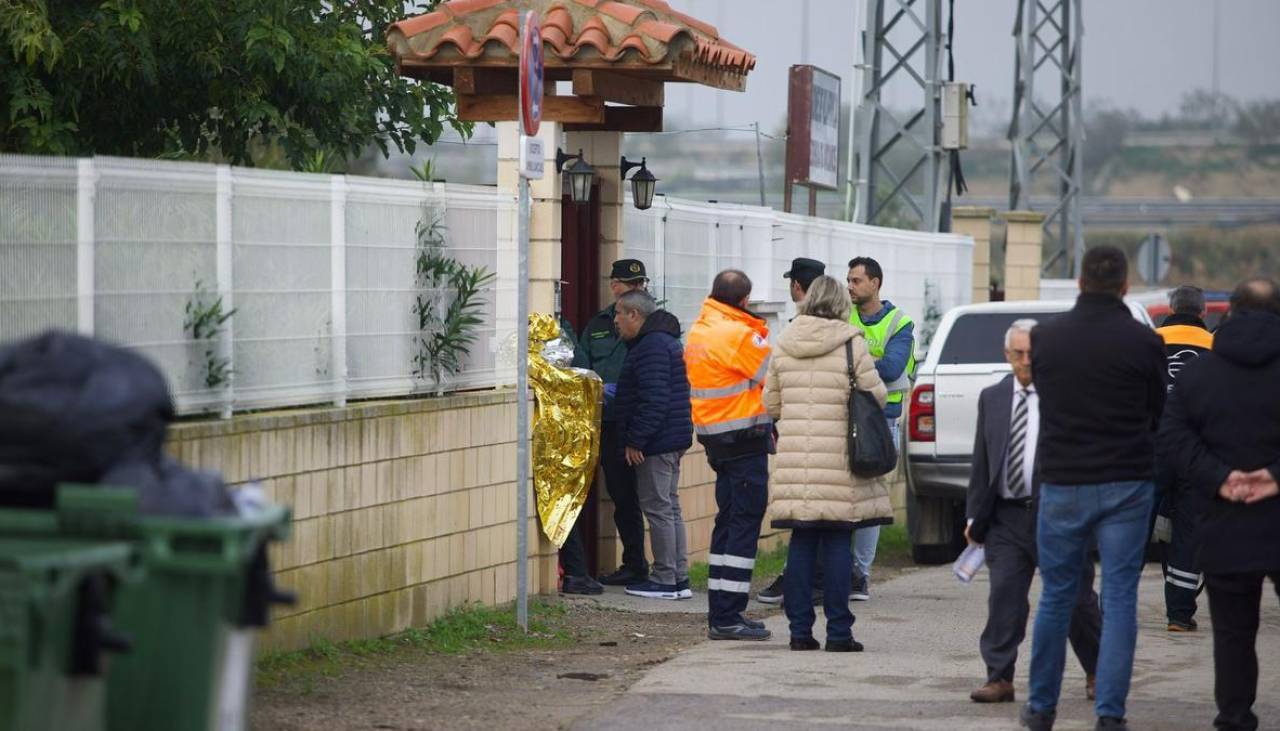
[1,0,469,167]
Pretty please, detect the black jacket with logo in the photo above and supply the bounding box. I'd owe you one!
[1157,311,1280,574]
[1156,313,1214,391]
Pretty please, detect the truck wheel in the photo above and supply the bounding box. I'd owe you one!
[906,491,964,565]
[911,543,958,565]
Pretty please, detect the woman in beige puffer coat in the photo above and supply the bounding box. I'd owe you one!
[763,275,889,652]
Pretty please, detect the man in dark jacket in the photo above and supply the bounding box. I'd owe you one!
[1154,285,1215,631]
[612,291,694,600]
[571,259,651,586]
[1023,246,1167,731]
[1157,277,1280,731]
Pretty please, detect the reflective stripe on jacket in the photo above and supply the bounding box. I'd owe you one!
[685,298,773,460]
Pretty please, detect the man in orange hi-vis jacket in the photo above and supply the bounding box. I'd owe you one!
[685,269,774,641]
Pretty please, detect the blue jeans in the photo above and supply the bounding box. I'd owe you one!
[784,527,855,641]
[851,419,899,580]
[1028,481,1155,720]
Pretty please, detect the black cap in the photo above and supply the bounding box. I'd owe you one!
[610,259,648,282]
[783,257,825,287]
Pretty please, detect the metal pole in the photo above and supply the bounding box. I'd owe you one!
[754,121,767,207]
[1070,0,1086,277]
[801,0,811,65]
[515,164,531,632]
[1211,0,1220,99]
[844,0,865,221]
[924,0,942,232]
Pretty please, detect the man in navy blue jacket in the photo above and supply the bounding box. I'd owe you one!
[612,290,695,600]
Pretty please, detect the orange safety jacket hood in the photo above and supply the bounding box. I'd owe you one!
[685,298,773,448]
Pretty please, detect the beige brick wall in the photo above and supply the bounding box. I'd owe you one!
[167,391,559,652]
[170,391,898,652]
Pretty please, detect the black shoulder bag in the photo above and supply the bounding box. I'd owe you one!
[844,339,898,477]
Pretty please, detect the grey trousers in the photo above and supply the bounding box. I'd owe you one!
[635,451,689,586]
[981,500,1102,683]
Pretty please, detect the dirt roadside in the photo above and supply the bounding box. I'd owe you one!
[252,558,918,731]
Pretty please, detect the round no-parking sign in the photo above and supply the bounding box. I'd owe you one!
[520,11,544,137]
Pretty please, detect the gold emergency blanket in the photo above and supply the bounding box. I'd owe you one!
[528,313,603,548]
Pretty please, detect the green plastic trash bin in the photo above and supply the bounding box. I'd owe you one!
[0,537,136,731]
[0,486,293,731]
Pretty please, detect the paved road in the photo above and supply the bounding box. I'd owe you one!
[574,566,1280,730]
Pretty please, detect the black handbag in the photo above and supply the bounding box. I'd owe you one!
[844,339,898,477]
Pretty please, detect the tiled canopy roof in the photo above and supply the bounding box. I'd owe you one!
[388,0,756,90]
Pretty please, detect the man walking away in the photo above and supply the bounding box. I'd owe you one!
[1157,277,1280,731]
[611,291,694,600]
[573,260,651,587]
[756,256,827,606]
[846,256,916,602]
[966,319,1101,705]
[1022,246,1166,731]
[686,270,774,640]
[1154,284,1214,632]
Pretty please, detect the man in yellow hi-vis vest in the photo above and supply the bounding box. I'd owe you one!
[846,256,916,602]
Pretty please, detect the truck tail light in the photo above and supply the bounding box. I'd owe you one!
[910,384,935,442]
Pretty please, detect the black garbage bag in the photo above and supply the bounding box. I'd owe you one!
[0,330,234,516]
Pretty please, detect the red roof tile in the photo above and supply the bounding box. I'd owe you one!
[387,0,756,83]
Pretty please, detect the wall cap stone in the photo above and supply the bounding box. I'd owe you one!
[170,389,517,440]
[1000,210,1047,224]
[952,206,997,219]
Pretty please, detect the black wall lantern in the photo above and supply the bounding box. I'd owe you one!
[620,156,658,211]
[555,148,595,205]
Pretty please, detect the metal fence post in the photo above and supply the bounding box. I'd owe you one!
[215,165,235,419]
[330,175,348,408]
[75,159,95,336]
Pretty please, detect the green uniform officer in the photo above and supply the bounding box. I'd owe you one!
[570,259,652,586]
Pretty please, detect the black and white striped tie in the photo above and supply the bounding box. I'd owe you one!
[1007,389,1029,499]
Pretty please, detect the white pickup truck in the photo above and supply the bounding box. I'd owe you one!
[903,300,1155,563]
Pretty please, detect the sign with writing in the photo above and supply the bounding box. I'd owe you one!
[785,65,841,192]
[519,135,544,179]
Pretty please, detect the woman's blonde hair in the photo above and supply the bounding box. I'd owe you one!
[798,275,852,321]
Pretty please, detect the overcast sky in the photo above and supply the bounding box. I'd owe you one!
[665,0,1280,132]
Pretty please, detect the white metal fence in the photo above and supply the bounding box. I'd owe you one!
[626,196,974,350]
[2,155,971,417]
[1,155,515,415]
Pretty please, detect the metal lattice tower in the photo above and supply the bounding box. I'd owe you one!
[1008,0,1085,277]
[850,0,946,232]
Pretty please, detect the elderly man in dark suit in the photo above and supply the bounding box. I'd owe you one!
[965,319,1102,704]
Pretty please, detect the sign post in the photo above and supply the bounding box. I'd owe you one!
[784,65,841,215]
[1137,233,1171,286]
[515,10,543,633]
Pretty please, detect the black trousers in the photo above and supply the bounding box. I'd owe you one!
[1206,571,1280,731]
[559,512,589,578]
[601,423,648,574]
[981,499,1102,683]
[707,453,769,627]
[1161,487,1203,623]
